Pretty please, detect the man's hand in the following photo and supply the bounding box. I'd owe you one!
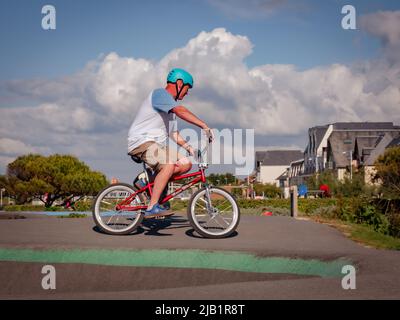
[185,145,195,157]
[204,127,214,143]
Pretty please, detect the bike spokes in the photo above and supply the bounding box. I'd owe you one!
[190,188,239,236]
[94,185,143,233]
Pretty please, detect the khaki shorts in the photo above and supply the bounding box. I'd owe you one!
[129,141,187,172]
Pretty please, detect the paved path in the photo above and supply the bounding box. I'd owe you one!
[0,212,399,299]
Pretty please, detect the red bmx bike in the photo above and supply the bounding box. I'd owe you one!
[92,142,240,238]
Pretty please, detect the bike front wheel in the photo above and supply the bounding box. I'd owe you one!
[92,183,144,235]
[188,186,240,239]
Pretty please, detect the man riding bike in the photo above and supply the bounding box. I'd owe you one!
[127,68,214,219]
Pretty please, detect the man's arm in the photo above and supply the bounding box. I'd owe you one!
[171,105,214,142]
[170,130,194,155]
[171,106,208,130]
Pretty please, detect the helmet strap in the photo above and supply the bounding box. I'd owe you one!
[175,82,183,101]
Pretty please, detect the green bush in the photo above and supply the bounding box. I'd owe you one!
[306,169,379,198]
[73,200,92,212]
[59,213,87,218]
[374,146,400,200]
[387,212,400,238]
[298,198,337,215]
[44,206,61,212]
[253,183,282,198]
[231,187,244,198]
[4,204,73,212]
[372,199,400,238]
[310,206,337,219]
[171,200,188,211]
[334,196,390,235]
[4,205,46,212]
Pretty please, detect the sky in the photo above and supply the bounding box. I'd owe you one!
[1,0,400,182]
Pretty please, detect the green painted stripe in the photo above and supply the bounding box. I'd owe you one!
[0,248,351,278]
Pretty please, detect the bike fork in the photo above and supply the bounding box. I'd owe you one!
[204,184,214,215]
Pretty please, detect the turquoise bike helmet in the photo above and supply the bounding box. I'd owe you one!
[167,68,194,88]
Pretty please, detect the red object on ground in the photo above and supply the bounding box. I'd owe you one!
[262,211,273,216]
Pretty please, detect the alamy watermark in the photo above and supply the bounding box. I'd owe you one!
[41,5,56,30]
[341,5,357,30]
[149,125,255,176]
[41,265,56,290]
[341,265,356,290]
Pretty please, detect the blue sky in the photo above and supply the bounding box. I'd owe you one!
[1,0,400,181]
[1,0,399,80]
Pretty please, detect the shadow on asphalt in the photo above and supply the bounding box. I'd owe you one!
[140,216,189,236]
[185,229,238,239]
[92,215,239,239]
[92,216,190,237]
[92,226,145,236]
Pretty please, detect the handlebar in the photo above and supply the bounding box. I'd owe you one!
[185,129,213,163]
[187,139,211,164]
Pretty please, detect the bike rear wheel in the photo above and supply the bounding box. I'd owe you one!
[92,183,144,235]
[188,186,240,239]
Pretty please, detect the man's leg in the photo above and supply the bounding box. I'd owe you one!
[171,157,192,178]
[148,160,191,209]
[144,144,192,210]
[147,163,175,210]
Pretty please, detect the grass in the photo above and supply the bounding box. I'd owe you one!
[309,216,400,250]
[58,213,88,219]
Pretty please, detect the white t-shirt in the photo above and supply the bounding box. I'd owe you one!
[127,88,178,153]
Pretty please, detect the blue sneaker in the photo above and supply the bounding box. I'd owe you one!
[160,201,171,210]
[144,204,173,219]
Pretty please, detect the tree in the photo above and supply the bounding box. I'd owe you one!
[3,154,108,207]
[374,147,400,199]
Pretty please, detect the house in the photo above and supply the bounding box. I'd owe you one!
[255,150,303,187]
[288,158,305,187]
[276,169,290,198]
[304,124,332,175]
[277,169,289,188]
[276,158,305,198]
[303,122,400,181]
[357,132,400,185]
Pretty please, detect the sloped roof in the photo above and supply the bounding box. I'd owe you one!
[315,126,329,148]
[387,135,400,148]
[305,125,329,153]
[365,132,399,166]
[328,132,353,167]
[328,129,400,167]
[276,170,288,180]
[333,122,399,130]
[255,150,303,166]
[354,136,381,158]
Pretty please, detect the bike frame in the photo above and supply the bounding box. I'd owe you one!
[115,167,207,212]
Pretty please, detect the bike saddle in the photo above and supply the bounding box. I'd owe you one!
[129,154,143,164]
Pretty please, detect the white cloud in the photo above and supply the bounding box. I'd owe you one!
[0,156,16,171]
[360,11,400,48]
[0,138,50,156]
[91,52,157,114]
